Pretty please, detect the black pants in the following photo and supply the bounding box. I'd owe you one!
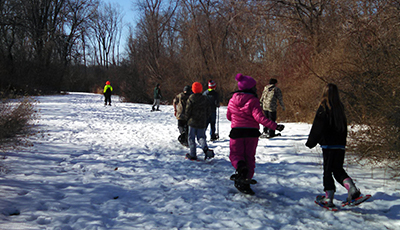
[104,93,111,105]
[322,149,349,191]
[263,111,276,136]
[177,120,188,144]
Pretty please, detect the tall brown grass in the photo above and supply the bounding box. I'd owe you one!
[0,97,38,151]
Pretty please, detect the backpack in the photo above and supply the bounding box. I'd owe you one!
[265,85,275,103]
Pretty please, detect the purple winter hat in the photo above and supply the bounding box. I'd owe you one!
[235,73,256,90]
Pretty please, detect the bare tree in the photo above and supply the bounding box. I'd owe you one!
[89,2,123,68]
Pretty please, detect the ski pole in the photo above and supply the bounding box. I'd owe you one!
[216,107,219,139]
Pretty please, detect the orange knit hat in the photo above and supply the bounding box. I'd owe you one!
[192,82,203,94]
[106,81,110,85]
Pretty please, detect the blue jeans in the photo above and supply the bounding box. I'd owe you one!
[188,126,208,157]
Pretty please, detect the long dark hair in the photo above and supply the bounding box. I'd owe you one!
[319,83,347,132]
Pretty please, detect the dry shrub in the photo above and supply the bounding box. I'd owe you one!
[0,97,38,149]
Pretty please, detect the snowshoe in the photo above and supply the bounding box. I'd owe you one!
[315,195,338,211]
[341,194,371,207]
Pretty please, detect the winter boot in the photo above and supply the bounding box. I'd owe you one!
[236,161,248,179]
[234,180,255,195]
[317,190,335,207]
[230,174,257,184]
[185,153,197,161]
[233,161,255,195]
[204,148,214,160]
[178,134,188,147]
[343,178,361,202]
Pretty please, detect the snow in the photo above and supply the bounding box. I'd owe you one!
[0,92,399,230]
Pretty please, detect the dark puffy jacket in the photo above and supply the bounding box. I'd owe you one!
[203,89,220,112]
[306,105,347,148]
[185,93,211,129]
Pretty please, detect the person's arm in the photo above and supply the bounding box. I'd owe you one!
[305,106,325,149]
[276,88,285,111]
[173,96,178,117]
[226,100,232,121]
[251,99,277,130]
[185,97,192,121]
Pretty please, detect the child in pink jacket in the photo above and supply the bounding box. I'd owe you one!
[227,73,285,195]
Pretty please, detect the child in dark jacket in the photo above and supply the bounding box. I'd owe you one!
[185,82,214,160]
[306,83,362,208]
[227,73,284,195]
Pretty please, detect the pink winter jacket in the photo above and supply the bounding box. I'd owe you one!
[227,92,277,130]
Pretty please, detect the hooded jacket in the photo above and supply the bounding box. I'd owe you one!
[227,92,277,131]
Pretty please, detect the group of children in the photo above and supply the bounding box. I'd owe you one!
[173,81,217,160]
[104,74,364,207]
[172,73,364,207]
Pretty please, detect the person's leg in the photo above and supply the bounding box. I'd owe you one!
[330,149,350,185]
[263,110,269,134]
[229,138,246,170]
[152,99,157,110]
[177,120,186,145]
[178,120,185,135]
[196,128,207,151]
[322,149,336,192]
[268,111,277,136]
[156,99,160,110]
[188,126,197,157]
[328,149,361,201]
[244,137,259,179]
[210,112,217,139]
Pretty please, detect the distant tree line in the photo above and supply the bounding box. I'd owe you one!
[2,0,400,171]
[0,0,123,95]
[126,0,400,171]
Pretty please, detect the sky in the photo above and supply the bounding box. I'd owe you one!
[0,92,399,229]
[103,0,139,54]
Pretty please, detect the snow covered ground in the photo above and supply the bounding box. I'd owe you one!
[0,92,399,230]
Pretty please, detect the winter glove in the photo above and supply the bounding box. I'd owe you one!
[276,124,284,132]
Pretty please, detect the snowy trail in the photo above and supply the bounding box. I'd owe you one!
[0,92,399,229]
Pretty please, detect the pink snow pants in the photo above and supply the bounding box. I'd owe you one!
[229,137,259,179]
